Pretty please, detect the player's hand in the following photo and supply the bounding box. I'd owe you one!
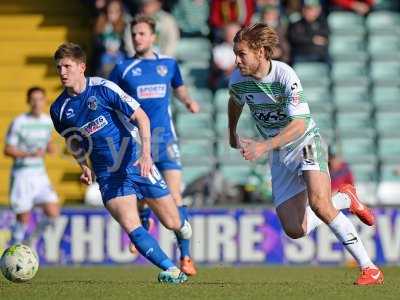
[134,154,153,177]
[80,165,93,185]
[240,138,268,161]
[32,148,46,157]
[186,100,200,113]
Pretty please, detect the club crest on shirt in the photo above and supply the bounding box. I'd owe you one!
[131,67,142,76]
[87,96,98,110]
[156,65,168,77]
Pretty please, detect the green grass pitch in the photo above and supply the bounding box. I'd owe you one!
[0,266,399,300]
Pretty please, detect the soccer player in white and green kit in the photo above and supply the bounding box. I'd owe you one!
[4,87,60,246]
[228,23,383,285]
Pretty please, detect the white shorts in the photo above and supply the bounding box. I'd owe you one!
[10,170,58,214]
[270,133,328,207]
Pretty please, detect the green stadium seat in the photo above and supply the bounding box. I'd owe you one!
[339,137,377,164]
[366,11,400,34]
[293,62,330,86]
[331,61,368,85]
[329,35,367,60]
[305,86,332,113]
[372,86,400,111]
[368,35,400,59]
[332,85,371,112]
[378,137,400,163]
[336,112,375,137]
[180,139,215,165]
[380,163,400,181]
[176,113,214,138]
[312,112,333,133]
[370,61,400,84]
[176,37,211,63]
[214,88,229,112]
[182,165,213,185]
[220,164,252,185]
[350,163,379,182]
[376,112,400,137]
[174,88,213,113]
[328,12,366,35]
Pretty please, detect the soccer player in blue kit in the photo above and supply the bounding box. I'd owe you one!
[50,42,190,283]
[110,15,199,275]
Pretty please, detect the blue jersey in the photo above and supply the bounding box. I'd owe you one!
[109,53,183,143]
[50,77,140,177]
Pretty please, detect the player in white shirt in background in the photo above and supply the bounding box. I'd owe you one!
[4,86,60,247]
[228,23,383,285]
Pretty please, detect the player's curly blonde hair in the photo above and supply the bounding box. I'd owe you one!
[234,23,279,61]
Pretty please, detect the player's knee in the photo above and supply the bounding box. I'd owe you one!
[283,225,305,239]
[163,218,181,231]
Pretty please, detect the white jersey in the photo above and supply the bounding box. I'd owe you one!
[6,113,53,173]
[229,60,319,165]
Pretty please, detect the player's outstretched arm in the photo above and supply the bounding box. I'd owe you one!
[174,85,200,113]
[240,119,307,161]
[131,107,152,177]
[228,96,244,149]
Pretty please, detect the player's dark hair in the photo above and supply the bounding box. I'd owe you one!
[234,23,279,61]
[26,86,45,103]
[54,42,86,63]
[131,14,156,34]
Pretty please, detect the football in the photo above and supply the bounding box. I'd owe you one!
[0,244,39,283]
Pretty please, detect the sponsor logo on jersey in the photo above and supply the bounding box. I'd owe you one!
[80,115,108,136]
[290,82,298,91]
[291,93,300,106]
[87,96,98,110]
[66,108,75,119]
[156,65,168,77]
[131,67,142,76]
[137,84,167,99]
[245,94,254,103]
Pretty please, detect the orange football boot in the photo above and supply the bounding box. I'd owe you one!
[354,267,384,285]
[339,184,375,226]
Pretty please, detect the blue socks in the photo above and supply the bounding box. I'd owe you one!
[176,206,191,259]
[129,226,174,270]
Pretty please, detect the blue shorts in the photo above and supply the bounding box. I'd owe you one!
[97,166,170,204]
[152,141,182,172]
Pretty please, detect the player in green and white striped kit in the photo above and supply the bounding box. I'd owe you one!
[4,87,60,247]
[228,23,383,285]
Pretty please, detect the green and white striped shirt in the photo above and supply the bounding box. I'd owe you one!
[6,113,53,172]
[229,60,317,152]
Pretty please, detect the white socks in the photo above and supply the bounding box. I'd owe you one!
[328,212,374,268]
[306,192,352,234]
[11,221,27,244]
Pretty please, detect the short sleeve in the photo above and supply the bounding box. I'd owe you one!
[50,105,67,136]
[102,80,140,118]
[171,60,184,89]
[284,67,310,120]
[5,120,19,146]
[228,72,245,107]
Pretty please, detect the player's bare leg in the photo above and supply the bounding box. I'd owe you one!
[26,202,60,247]
[106,195,187,283]
[304,170,383,285]
[163,169,197,276]
[10,212,30,245]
